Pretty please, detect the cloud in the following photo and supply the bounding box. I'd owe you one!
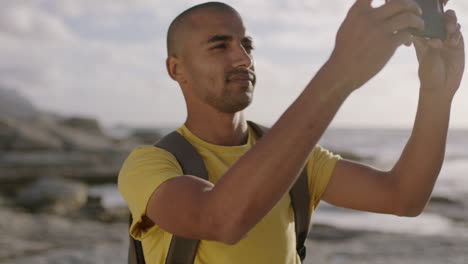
[0,1,73,41]
[40,0,166,17]
[0,0,467,129]
[0,0,171,125]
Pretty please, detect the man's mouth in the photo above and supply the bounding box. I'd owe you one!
[226,70,256,84]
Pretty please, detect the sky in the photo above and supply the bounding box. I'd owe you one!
[1,0,467,129]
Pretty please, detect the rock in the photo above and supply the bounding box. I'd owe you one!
[0,113,120,152]
[0,87,39,121]
[36,117,115,152]
[130,128,162,145]
[427,195,468,222]
[0,117,63,151]
[59,117,103,135]
[0,206,128,263]
[0,194,14,207]
[0,89,132,184]
[4,242,128,264]
[308,224,365,242]
[0,150,129,187]
[84,196,129,222]
[15,177,88,215]
[429,195,462,206]
[84,185,129,222]
[306,227,468,264]
[113,136,145,150]
[0,235,53,260]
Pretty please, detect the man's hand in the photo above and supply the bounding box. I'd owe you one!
[321,0,464,218]
[329,0,424,91]
[414,7,465,100]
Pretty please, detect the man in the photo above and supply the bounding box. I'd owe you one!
[118,0,464,263]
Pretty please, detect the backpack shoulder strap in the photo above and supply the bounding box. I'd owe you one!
[156,132,207,264]
[128,131,207,264]
[156,131,209,180]
[246,120,269,136]
[247,121,310,261]
[289,168,310,261]
[128,214,146,264]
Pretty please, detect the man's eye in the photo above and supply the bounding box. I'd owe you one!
[213,44,227,49]
[244,45,254,52]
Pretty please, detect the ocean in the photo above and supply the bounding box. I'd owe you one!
[316,127,468,238]
[318,127,468,198]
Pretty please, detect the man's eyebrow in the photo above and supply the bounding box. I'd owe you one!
[206,35,254,44]
[242,36,253,43]
[207,35,233,43]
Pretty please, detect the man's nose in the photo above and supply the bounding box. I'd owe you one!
[232,45,254,69]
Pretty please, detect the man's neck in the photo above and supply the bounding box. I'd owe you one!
[184,111,249,146]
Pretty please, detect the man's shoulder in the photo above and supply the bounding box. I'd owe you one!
[121,144,181,172]
[128,144,174,157]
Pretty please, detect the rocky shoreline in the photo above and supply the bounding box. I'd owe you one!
[2,173,466,264]
[0,87,152,263]
[306,224,468,264]
[1,203,467,264]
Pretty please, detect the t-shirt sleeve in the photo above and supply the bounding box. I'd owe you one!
[306,145,341,211]
[118,145,183,239]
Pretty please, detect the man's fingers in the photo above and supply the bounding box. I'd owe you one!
[393,30,413,47]
[445,10,458,34]
[384,12,424,34]
[447,24,462,47]
[404,34,414,47]
[443,10,461,48]
[375,0,422,21]
[413,36,426,49]
[427,38,444,49]
[413,36,431,62]
[413,37,444,52]
[413,36,428,51]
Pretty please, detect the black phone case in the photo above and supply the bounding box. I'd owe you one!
[413,0,446,40]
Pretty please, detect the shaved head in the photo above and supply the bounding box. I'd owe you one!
[165,2,255,114]
[166,2,240,57]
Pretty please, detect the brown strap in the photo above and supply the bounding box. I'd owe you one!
[156,132,209,180]
[247,121,310,261]
[156,132,207,264]
[128,132,207,264]
[128,236,138,264]
[128,215,146,264]
[289,169,310,261]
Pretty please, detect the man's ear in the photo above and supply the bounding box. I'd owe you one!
[166,56,184,82]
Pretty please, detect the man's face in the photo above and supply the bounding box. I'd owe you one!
[181,11,256,113]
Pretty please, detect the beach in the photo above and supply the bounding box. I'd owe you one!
[1,204,467,264]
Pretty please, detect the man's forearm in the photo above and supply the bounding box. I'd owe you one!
[390,90,452,216]
[207,60,352,242]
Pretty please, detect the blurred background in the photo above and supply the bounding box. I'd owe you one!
[0,0,467,263]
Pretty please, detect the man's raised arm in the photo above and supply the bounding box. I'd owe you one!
[147,0,425,244]
[322,6,465,217]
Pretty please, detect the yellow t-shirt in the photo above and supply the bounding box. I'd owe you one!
[118,124,340,264]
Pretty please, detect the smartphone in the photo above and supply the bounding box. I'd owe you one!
[413,0,446,40]
[385,0,447,40]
